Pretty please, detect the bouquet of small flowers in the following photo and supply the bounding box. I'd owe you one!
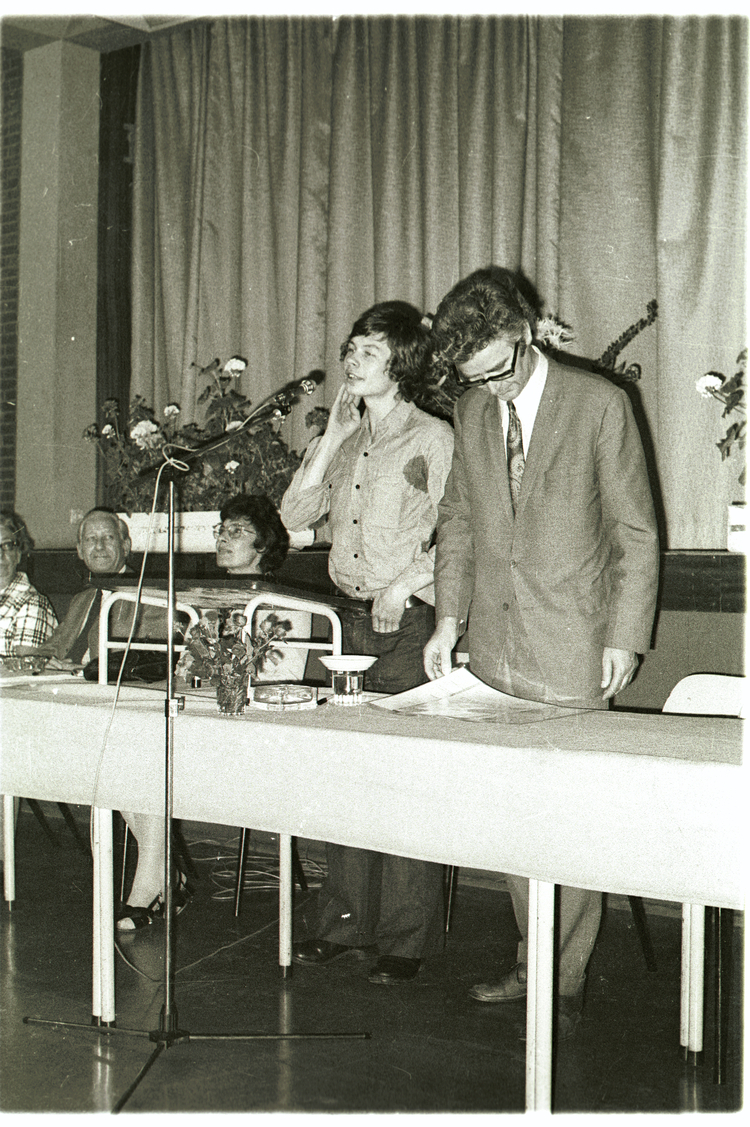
[695,349,746,485]
[84,358,320,512]
[181,608,290,713]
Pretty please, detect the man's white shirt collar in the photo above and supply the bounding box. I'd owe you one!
[500,346,548,453]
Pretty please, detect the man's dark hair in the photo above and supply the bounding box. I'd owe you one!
[431,267,539,373]
[339,300,432,403]
[219,494,289,574]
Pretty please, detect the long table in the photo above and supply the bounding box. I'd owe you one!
[1,678,744,1109]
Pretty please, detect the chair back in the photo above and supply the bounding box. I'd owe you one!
[97,591,201,685]
[241,594,342,657]
[662,673,747,718]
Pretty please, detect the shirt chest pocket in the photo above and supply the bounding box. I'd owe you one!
[361,471,414,530]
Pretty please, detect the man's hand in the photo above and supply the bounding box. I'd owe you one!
[325,384,362,447]
[423,617,460,680]
[371,583,409,633]
[601,646,638,700]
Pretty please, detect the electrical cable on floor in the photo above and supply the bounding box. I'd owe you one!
[114,894,314,983]
[114,832,326,981]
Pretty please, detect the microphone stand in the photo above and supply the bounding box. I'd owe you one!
[24,465,368,1114]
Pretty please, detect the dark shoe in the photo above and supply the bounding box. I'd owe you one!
[293,939,375,966]
[116,895,160,932]
[368,956,421,985]
[556,989,584,1041]
[469,962,527,1002]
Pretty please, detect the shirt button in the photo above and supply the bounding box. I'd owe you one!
[502,602,510,611]
[355,484,360,489]
[363,452,369,457]
[353,553,358,559]
[355,586,361,591]
[353,519,358,524]
[510,560,516,568]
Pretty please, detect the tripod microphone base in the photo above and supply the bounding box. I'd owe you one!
[149,1028,190,1048]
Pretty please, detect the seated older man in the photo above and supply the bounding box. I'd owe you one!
[18,508,192,929]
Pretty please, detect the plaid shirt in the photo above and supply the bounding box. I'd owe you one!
[0,572,58,657]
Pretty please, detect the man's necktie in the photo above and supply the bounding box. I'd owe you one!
[506,400,525,515]
[66,588,103,664]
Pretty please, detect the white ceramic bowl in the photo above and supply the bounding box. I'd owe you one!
[318,655,378,672]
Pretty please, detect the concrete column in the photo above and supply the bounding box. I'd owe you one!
[16,39,99,547]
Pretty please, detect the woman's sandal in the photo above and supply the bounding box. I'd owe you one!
[173,871,193,915]
[116,894,161,932]
[116,874,193,931]
[149,873,193,919]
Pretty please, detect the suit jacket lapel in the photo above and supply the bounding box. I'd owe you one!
[478,390,514,525]
[514,363,563,522]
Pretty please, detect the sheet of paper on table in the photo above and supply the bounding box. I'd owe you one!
[371,666,584,724]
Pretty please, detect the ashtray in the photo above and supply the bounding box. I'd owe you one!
[249,684,318,711]
[318,655,377,705]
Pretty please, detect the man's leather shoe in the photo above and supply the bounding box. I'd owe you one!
[292,939,375,966]
[469,963,527,1002]
[556,989,584,1040]
[368,956,421,985]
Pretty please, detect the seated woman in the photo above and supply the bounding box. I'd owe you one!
[176,493,310,687]
[119,495,311,932]
[0,511,57,658]
[0,511,58,861]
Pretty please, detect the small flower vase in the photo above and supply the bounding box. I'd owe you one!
[216,681,248,715]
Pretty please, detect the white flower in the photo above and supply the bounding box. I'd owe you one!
[130,419,163,449]
[163,403,181,418]
[225,420,244,432]
[223,357,247,377]
[225,460,240,473]
[695,373,724,399]
[536,315,575,351]
[101,423,115,438]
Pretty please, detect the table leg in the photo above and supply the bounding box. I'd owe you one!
[3,794,15,907]
[92,807,116,1024]
[525,878,555,1111]
[279,833,292,977]
[680,903,704,1063]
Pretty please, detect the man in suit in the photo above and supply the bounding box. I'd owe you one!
[423,266,659,1035]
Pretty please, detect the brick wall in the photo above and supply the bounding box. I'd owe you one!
[0,46,23,511]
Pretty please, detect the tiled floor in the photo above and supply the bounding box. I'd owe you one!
[0,807,743,1113]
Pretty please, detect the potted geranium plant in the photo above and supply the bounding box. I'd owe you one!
[84,358,321,551]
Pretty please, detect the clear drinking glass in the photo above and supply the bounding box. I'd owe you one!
[318,655,378,706]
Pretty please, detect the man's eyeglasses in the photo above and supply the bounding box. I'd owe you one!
[456,339,522,386]
[213,523,255,541]
[0,536,21,555]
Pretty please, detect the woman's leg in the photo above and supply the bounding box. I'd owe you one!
[120,811,165,907]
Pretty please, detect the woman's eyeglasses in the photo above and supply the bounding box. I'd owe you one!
[213,523,255,541]
[0,536,21,555]
[456,339,522,386]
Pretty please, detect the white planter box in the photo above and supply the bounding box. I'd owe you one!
[119,512,315,554]
[727,502,748,554]
[119,511,221,553]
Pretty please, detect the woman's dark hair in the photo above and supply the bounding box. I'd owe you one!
[0,511,33,554]
[339,300,432,404]
[219,494,289,574]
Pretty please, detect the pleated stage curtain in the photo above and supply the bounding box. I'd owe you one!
[131,15,747,547]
